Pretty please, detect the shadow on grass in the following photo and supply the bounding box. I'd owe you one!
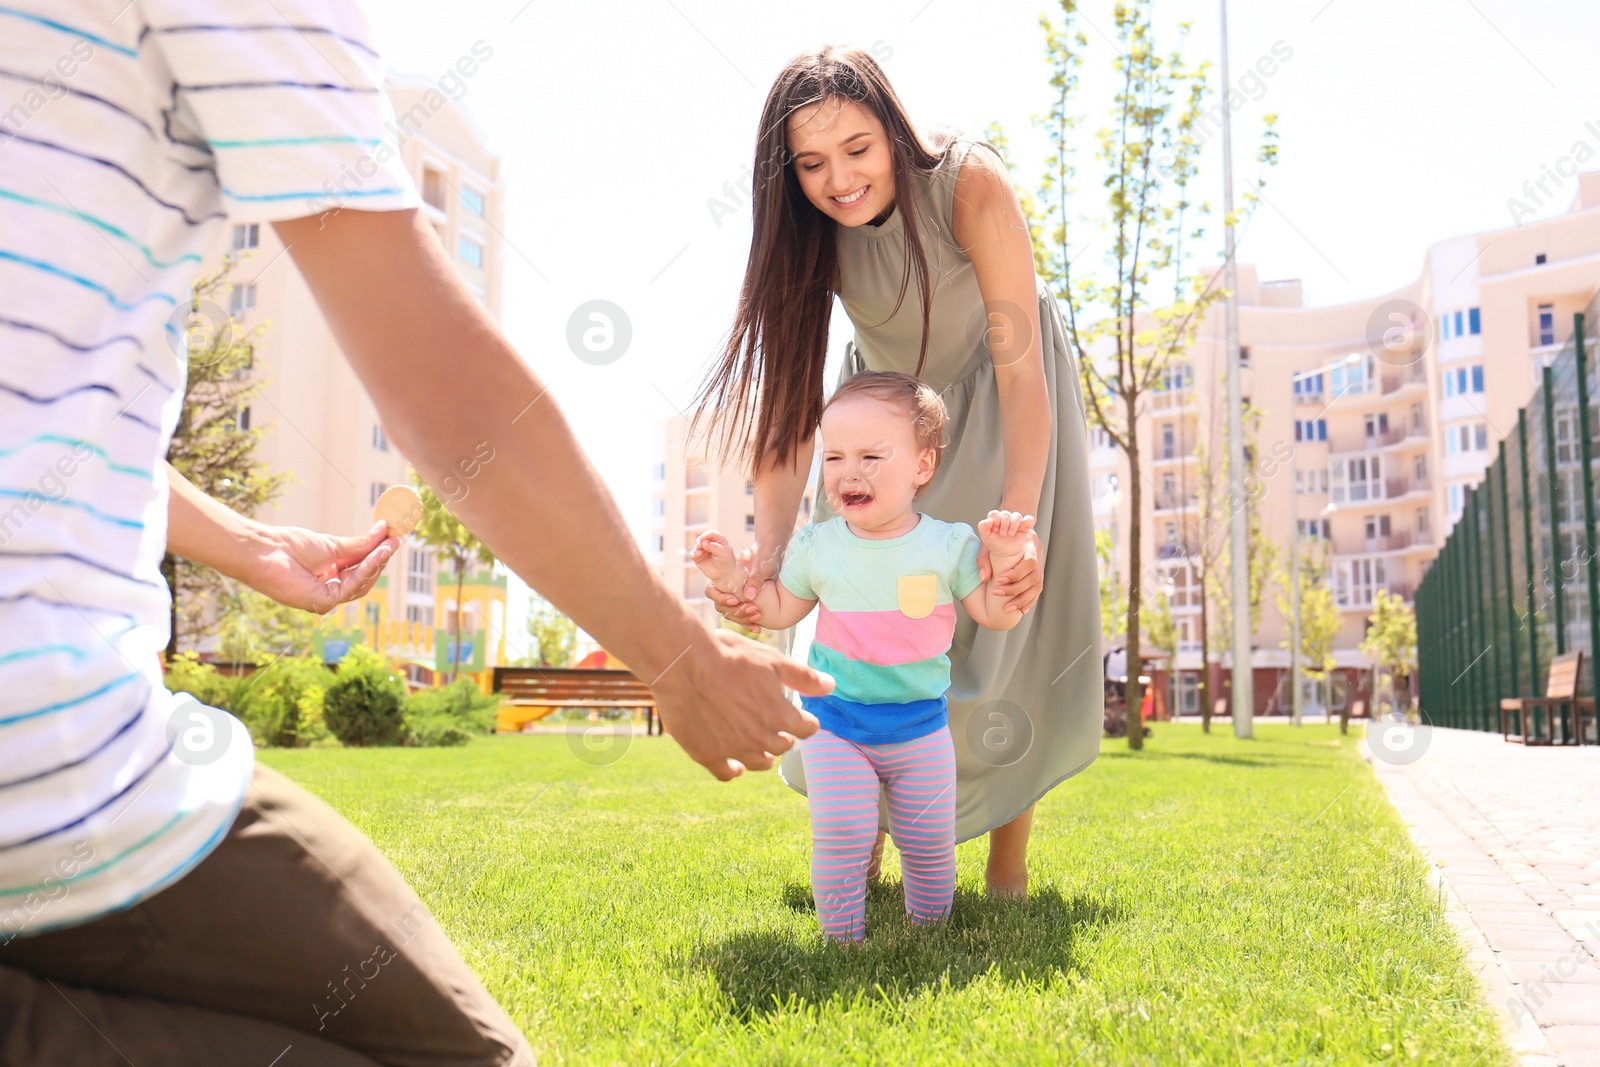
[1099,747,1329,769]
[686,881,1121,1021]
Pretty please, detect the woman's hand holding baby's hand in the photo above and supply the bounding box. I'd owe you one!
[691,531,753,597]
[704,542,778,632]
[977,510,1035,554]
[977,510,1043,615]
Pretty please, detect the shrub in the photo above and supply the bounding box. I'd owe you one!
[322,646,409,746]
[404,679,499,747]
[165,651,235,711]
[231,655,336,748]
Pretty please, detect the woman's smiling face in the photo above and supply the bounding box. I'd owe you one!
[786,96,897,227]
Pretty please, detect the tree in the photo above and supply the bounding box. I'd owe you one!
[215,583,320,668]
[1272,545,1340,726]
[1031,0,1276,748]
[1361,589,1417,719]
[164,258,288,657]
[1096,526,1126,645]
[1143,586,1177,717]
[409,471,495,683]
[525,592,576,668]
[1190,438,1226,732]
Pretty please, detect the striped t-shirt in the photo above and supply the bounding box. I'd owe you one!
[780,515,983,744]
[0,0,418,939]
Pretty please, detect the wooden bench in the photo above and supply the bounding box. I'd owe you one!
[492,667,661,736]
[1499,651,1592,746]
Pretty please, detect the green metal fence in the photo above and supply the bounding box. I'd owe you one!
[1417,298,1600,732]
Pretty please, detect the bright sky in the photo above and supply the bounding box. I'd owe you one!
[360,0,1600,644]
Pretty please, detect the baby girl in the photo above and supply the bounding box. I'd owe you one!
[693,371,1034,942]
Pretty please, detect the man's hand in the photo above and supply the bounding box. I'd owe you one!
[245,522,399,614]
[651,628,829,780]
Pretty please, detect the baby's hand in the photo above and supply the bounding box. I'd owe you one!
[977,510,1036,557]
[691,531,754,597]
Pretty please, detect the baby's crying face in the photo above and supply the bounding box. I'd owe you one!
[818,394,935,534]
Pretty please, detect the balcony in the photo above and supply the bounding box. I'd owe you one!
[1152,491,1197,513]
[1157,544,1193,559]
[1384,475,1431,500]
[1327,422,1430,457]
[1149,388,1195,412]
[1331,529,1435,556]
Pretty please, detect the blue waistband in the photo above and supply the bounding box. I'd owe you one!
[800,693,948,746]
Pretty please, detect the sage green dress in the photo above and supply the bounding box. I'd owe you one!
[778,138,1105,844]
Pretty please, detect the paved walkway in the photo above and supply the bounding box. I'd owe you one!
[1366,725,1600,1067]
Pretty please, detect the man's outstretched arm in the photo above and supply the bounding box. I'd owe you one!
[275,208,825,779]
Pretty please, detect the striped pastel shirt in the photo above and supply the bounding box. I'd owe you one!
[0,0,418,939]
[780,515,983,744]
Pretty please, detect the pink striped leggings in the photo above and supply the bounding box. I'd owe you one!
[799,727,958,942]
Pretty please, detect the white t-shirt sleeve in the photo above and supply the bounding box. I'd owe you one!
[142,0,420,223]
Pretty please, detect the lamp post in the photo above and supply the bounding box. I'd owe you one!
[1219,0,1252,738]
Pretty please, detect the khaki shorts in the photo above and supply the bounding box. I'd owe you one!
[0,763,533,1067]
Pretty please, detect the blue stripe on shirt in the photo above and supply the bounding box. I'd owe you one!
[178,80,379,94]
[0,249,177,310]
[0,188,203,269]
[0,7,137,58]
[0,488,144,530]
[2,134,224,225]
[0,720,167,850]
[0,552,162,588]
[0,435,155,480]
[0,68,155,139]
[0,703,142,790]
[0,671,143,729]
[211,135,381,148]
[140,23,380,60]
[222,185,403,203]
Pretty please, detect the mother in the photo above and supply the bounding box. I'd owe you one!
[696,45,1103,896]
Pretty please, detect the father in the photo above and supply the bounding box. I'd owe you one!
[0,2,825,1064]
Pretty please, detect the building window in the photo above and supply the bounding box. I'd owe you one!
[1474,423,1488,451]
[372,424,389,452]
[744,514,756,532]
[1161,422,1175,459]
[231,223,259,251]
[1364,412,1388,438]
[422,167,446,211]
[1411,403,1424,432]
[1331,455,1381,504]
[745,480,754,495]
[1468,307,1481,335]
[1364,514,1391,540]
[1471,365,1483,392]
[654,462,665,481]
[228,283,256,315]
[458,237,484,268]
[1539,304,1555,346]
[369,482,386,507]
[405,603,435,628]
[1238,346,1250,369]
[1414,454,1427,483]
[653,498,664,517]
[1536,253,1547,265]
[654,535,663,552]
[366,602,381,626]
[1335,556,1387,607]
[1441,313,1451,341]
[407,549,434,595]
[1293,372,1324,400]
[234,406,251,431]
[1450,484,1462,515]
[1294,419,1327,442]
[460,185,485,217]
[1453,310,1463,337]
[1417,508,1430,535]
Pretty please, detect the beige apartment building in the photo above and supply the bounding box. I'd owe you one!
[654,415,813,632]
[209,76,507,683]
[1093,171,1600,716]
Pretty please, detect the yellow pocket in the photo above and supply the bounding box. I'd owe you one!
[897,574,939,619]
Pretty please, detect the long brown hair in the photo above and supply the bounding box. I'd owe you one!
[691,45,947,479]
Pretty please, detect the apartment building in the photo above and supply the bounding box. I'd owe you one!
[211,76,507,683]
[1094,171,1600,716]
[654,415,813,633]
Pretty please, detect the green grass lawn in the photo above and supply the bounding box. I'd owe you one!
[261,722,1507,1066]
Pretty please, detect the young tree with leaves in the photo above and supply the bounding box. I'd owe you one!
[1361,589,1416,717]
[1272,545,1339,726]
[524,592,576,668]
[163,259,288,657]
[1032,0,1277,748]
[409,472,496,683]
